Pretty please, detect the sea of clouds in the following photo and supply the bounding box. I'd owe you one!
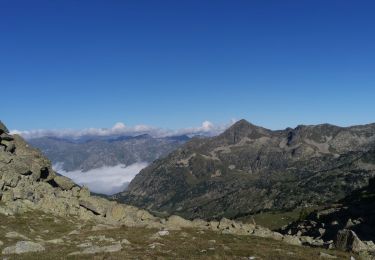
[11,120,235,139]
[53,162,149,195]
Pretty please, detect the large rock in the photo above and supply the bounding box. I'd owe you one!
[53,176,76,190]
[79,197,111,216]
[2,241,45,254]
[252,226,284,241]
[0,121,8,134]
[166,215,194,230]
[0,132,15,153]
[12,135,56,179]
[334,229,368,252]
[1,171,20,188]
[78,186,90,198]
[106,204,127,221]
[0,151,12,164]
[1,159,32,176]
[0,133,14,141]
[283,235,302,246]
[69,243,122,255]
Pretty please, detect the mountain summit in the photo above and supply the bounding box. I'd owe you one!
[219,119,272,144]
[117,120,375,220]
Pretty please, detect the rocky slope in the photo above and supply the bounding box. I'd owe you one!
[117,119,375,220]
[280,176,375,255]
[2,120,359,258]
[28,134,188,172]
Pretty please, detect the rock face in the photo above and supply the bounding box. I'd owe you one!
[117,119,375,220]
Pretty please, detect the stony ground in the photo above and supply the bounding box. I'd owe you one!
[0,211,357,260]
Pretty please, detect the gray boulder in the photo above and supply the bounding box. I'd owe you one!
[0,151,12,164]
[0,133,14,141]
[2,241,45,254]
[79,197,110,215]
[53,176,76,190]
[166,215,194,230]
[283,235,302,246]
[319,252,337,259]
[0,133,15,153]
[0,140,15,153]
[0,121,8,134]
[1,171,20,188]
[69,243,122,255]
[334,229,367,252]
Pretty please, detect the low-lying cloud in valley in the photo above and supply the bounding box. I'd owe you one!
[11,120,235,139]
[53,162,148,195]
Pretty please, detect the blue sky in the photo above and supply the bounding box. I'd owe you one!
[1,0,375,131]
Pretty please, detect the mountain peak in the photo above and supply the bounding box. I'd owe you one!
[231,119,252,127]
[221,119,271,143]
[227,119,265,131]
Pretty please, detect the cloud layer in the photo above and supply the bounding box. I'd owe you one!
[11,120,235,139]
[53,162,148,195]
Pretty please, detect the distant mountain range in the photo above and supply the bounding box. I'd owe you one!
[116,119,375,220]
[28,134,190,172]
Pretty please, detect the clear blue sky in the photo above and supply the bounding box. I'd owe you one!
[1,0,374,131]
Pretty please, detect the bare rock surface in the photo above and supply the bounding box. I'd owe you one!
[2,241,45,255]
[69,243,122,255]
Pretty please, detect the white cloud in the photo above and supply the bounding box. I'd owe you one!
[11,120,235,139]
[112,122,126,131]
[202,120,214,131]
[53,162,148,195]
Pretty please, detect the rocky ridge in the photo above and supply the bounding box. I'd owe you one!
[118,119,375,220]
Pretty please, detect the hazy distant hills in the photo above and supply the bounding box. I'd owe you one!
[28,134,189,172]
[117,119,375,220]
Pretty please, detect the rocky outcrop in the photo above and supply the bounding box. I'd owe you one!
[334,229,368,252]
[118,119,375,220]
[280,177,375,255]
